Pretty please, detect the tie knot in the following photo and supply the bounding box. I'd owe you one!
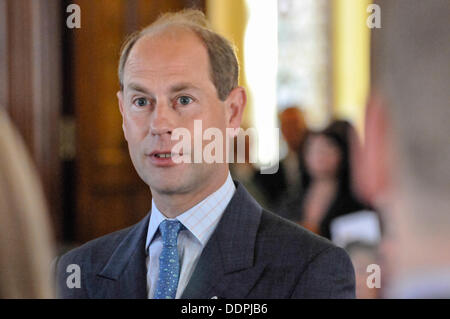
[159,220,182,247]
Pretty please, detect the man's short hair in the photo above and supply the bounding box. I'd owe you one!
[118,9,239,101]
[371,0,450,194]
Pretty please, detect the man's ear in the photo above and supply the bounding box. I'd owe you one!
[224,86,246,135]
[117,90,128,141]
[359,91,392,205]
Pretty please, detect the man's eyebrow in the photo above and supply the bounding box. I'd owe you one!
[169,83,200,93]
[126,83,152,95]
[126,82,200,95]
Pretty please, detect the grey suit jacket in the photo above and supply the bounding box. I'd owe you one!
[56,182,355,298]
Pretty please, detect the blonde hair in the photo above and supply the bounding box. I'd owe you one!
[0,109,55,298]
[118,9,239,101]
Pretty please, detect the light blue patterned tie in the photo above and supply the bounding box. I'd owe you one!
[154,220,182,299]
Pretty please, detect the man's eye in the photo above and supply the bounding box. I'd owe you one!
[177,96,193,106]
[133,98,149,107]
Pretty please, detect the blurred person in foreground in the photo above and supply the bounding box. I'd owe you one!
[56,9,355,299]
[278,122,366,239]
[360,0,450,298]
[254,106,308,211]
[0,109,55,298]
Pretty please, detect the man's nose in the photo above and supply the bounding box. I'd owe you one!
[150,100,175,136]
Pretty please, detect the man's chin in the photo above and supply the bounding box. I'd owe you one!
[148,179,191,196]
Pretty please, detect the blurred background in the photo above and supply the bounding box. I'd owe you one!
[1,0,381,298]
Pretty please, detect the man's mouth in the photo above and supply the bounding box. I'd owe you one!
[154,153,173,158]
[147,151,181,167]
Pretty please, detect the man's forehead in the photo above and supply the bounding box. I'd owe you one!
[123,27,214,91]
[128,26,207,63]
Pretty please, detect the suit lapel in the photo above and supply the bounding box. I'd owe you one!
[94,213,150,298]
[181,182,266,299]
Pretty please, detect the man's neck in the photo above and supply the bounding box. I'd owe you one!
[151,169,230,219]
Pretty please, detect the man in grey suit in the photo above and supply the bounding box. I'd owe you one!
[56,9,355,299]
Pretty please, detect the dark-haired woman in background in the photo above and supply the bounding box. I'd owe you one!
[278,123,366,240]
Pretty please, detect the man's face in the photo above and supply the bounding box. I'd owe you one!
[117,29,236,197]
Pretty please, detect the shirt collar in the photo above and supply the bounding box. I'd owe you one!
[146,173,236,250]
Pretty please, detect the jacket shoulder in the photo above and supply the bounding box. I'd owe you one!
[55,224,136,298]
[254,210,355,298]
[58,224,134,268]
[258,209,335,256]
